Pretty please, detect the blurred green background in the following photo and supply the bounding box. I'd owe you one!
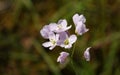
[0,0,120,75]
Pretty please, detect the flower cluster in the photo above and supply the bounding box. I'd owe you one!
[40,13,91,64]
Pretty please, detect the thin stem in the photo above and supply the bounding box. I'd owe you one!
[71,42,77,58]
[70,39,78,74]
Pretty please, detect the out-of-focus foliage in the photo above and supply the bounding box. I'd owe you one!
[0,0,120,75]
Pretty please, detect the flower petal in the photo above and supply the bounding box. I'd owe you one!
[79,14,86,23]
[64,44,72,49]
[40,25,51,39]
[75,22,89,35]
[63,25,72,31]
[49,33,56,40]
[49,23,58,31]
[42,42,53,47]
[58,19,67,28]
[55,34,60,41]
[69,35,77,44]
[49,45,56,50]
[73,14,86,26]
[84,47,91,61]
[73,14,79,26]
[57,52,69,64]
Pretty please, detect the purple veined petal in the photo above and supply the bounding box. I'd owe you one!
[57,52,69,64]
[58,19,67,28]
[42,42,53,47]
[59,32,68,41]
[57,32,68,45]
[84,47,91,61]
[68,35,77,44]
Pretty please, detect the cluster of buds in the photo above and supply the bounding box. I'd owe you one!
[40,13,91,64]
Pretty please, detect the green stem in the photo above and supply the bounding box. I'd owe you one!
[71,42,77,58]
[70,42,78,74]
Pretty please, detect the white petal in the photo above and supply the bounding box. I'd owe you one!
[69,35,77,44]
[64,25,72,31]
[64,44,72,49]
[57,56,60,62]
[55,34,60,41]
[60,44,65,48]
[42,42,52,47]
[49,45,56,50]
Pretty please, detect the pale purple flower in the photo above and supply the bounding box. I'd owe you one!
[73,14,86,25]
[60,35,77,49]
[42,33,59,50]
[73,14,89,35]
[57,52,69,64]
[75,22,89,35]
[84,47,91,61]
[57,32,69,45]
[50,19,72,33]
[40,25,54,39]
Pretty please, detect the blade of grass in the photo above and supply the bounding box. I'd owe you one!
[32,39,61,75]
[102,41,119,75]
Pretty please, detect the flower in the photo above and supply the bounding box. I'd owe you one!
[42,33,59,50]
[57,52,69,64]
[57,32,69,45]
[73,14,86,25]
[73,14,89,35]
[40,25,54,39]
[84,47,91,61]
[50,19,72,33]
[75,22,89,35]
[60,34,77,49]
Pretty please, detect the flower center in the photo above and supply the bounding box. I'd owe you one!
[57,25,62,29]
[64,39,69,45]
[75,30,79,35]
[50,39,56,45]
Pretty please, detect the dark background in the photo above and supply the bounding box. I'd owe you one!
[0,0,120,75]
